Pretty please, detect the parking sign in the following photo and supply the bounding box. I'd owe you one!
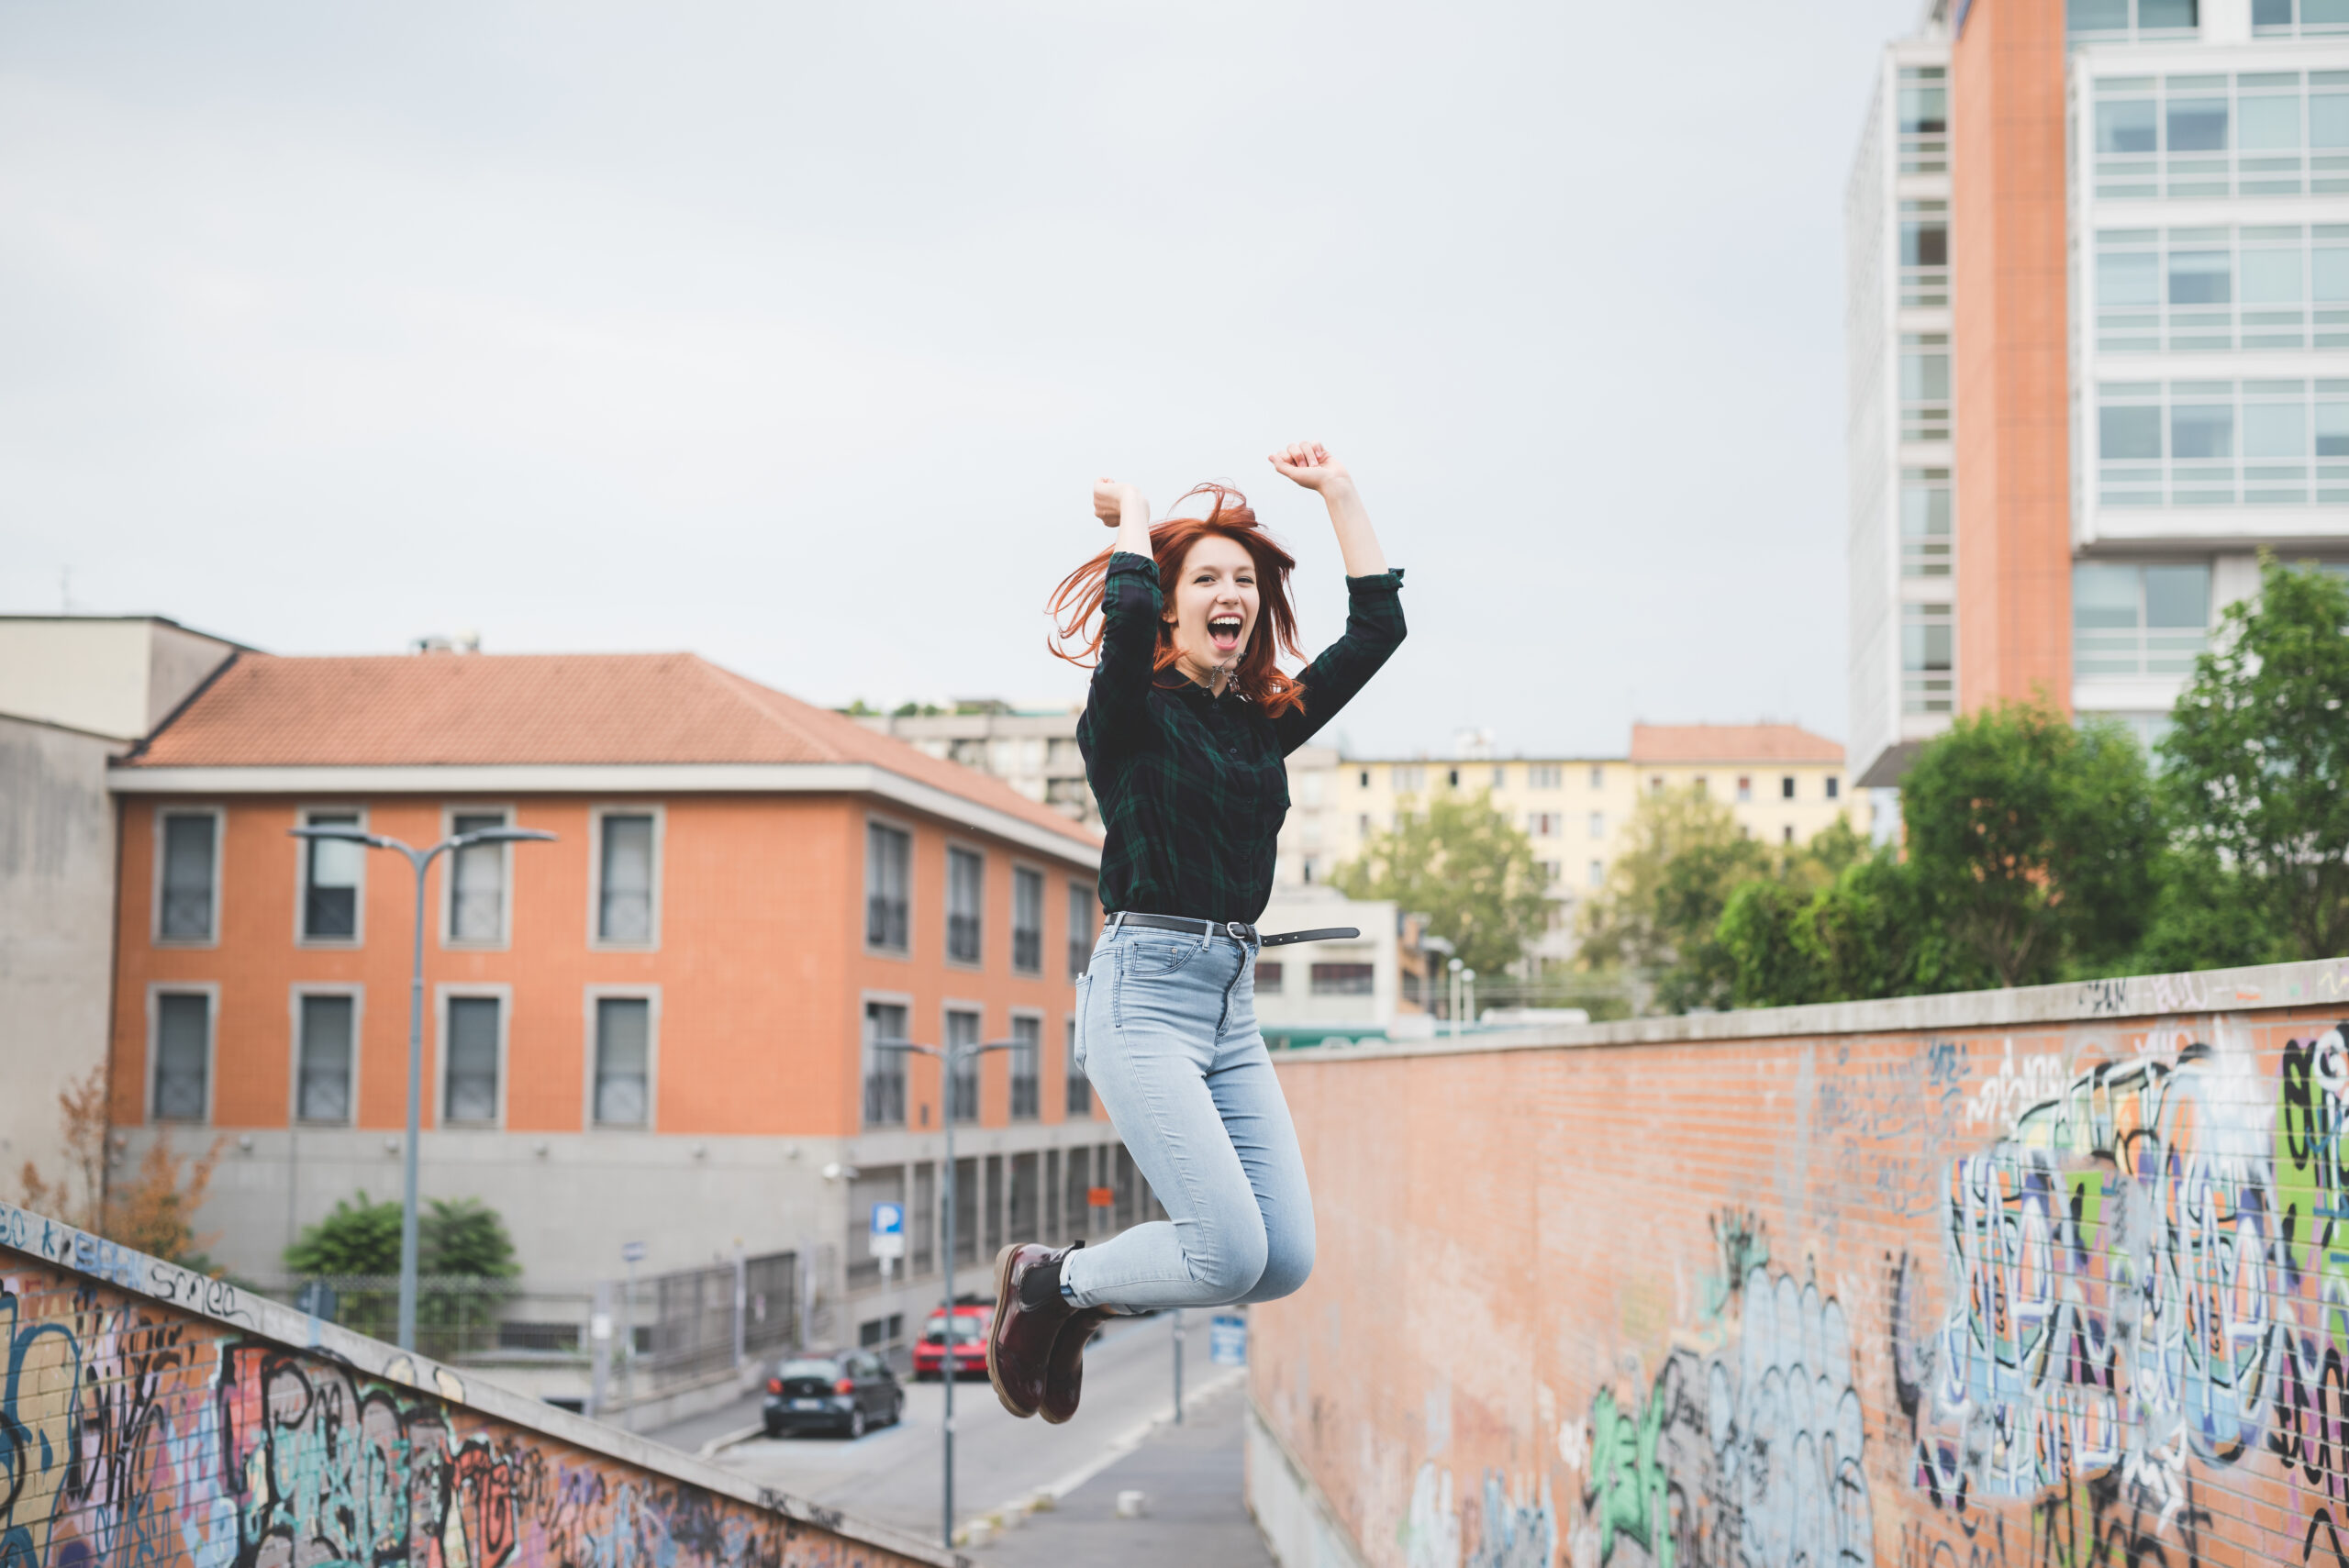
[869,1201,906,1260]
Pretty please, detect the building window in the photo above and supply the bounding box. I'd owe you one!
[1826,777,1842,801]
[947,848,984,964]
[1903,603,1955,714]
[2256,0,2349,35]
[1541,860,1562,884]
[301,810,362,941]
[1256,960,1285,992]
[449,811,507,943]
[1901,468,1953,578]
[1587,811,1605,839]
[1012,867,1044,974]
[1649,775,1665,794]
[443,996,501,1126]
[1900,199,1949,307]
[1587,765,1604,790]
[2098,377,2349,506]
[1780,776,1797,800]
[2071,0,2201,41]
[1693,776,1709,798]
[1900,333,1951,444]
[863,1000,907,1127]
[1735,776,1753,803]
[1357,770,1371,788]
[1064,1017,1091,1118]
[296,994,355,1124]
[153,992,211,1122]
[594,997,651,1128]
[1391,765,1425,793]
[1529,764,1563,789]
[1310,962,1375,996]
[946,1008,981,1124]
[158,810,217,941]
[1446,768,1461,789]
[1009,1015,1041,1120]
[1529,812,1561,838]
[1588,860,1605,888]
[1357,813,1373,837]
[596,813,656,944]
[1899,65,1948,175]
[867,823,910,952]
[2092,71,2349,203]
[1067,882,1097,979]
[1490,766,1508,788]
[2096,226,2349,354]
[2074,562,2212,677]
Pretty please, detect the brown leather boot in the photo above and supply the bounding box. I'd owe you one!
[985,1242,1076,1418]
[1038,1307,1113,1424]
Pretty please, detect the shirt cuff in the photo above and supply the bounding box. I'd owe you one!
[1346,567,1405,593]
[1108,551,1157,579]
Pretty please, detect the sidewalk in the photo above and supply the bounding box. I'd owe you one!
[968,1374,1272,1568]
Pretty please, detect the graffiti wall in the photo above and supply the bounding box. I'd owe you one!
[0,1205,941,1568]
[1248,956,2349,1568]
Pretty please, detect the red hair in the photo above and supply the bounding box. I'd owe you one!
[1048,484,1308,717]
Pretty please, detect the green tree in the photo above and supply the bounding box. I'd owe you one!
[1579,787,1772,1012]
[1898,698,2162,987]
[2161,555,2349,962]
[286,1192,521,1277]
[1720,847,1984,1008]
[1331,790,1551,979]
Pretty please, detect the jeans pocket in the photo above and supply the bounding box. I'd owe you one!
[1124,939,1200,978]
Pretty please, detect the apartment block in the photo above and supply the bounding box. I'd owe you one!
[856,704,1097,828]
[104,647,1130,1374]
[1849,0,2349,787]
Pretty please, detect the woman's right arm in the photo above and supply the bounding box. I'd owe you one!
[1085,480,1158,754]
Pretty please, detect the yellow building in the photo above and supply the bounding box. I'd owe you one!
[1276,724,1865,964]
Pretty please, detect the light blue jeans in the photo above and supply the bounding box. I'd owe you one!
[1057,921,1316,1311]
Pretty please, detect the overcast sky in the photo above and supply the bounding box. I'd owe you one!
[1,1,1921,758]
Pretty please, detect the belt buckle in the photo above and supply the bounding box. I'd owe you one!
[1226,920,1250,943]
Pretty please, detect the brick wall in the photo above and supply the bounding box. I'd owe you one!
[1249,956,2349,1568]
[0,1201,951,1568]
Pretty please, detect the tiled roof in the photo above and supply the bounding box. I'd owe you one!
[123,651,1099,849]
[1628,723,1844,766]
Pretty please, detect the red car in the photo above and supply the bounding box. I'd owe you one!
[911,1303,991,1380]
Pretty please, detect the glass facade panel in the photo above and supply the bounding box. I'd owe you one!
[154,994,210,1122]
[1902,603,1954,715]
[159,814,216,940]
[597,815,654,942]
[1900,468,1953,578]
[444,996,500,1124]
[296,995,354,1123]
[2074,563,2211,678]
[594,997,651,1127]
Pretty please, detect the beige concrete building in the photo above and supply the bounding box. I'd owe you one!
[0,616,241,1200]
[1275,724,1865,965]
[854,705,1096,828]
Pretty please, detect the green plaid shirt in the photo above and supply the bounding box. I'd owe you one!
[1080,550,1407,925]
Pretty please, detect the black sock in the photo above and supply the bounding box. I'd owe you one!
[1019,1254,1063,1308]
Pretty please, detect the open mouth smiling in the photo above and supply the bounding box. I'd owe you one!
[1208,615,1244,652]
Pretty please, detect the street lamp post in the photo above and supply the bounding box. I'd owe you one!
[289,821,555,1352]
[872,1035,1013,1552]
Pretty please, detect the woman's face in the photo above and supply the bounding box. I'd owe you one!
[1163,534,1260,682]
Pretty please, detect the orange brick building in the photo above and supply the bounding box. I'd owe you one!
[106,648,1136,1352]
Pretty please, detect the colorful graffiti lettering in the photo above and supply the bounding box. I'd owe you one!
[1572,1268,1874,1568]
[0,1264,926,1568]
[1895,1024,2349,1566]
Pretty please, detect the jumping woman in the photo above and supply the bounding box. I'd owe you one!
[985,441,1405,1424]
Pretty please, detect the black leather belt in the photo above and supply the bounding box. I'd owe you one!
[1104,911,1361,947]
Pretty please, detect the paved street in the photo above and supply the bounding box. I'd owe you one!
[648,1310,1255,1550]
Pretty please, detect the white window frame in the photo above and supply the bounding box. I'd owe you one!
[583,985,662,1133]
[294,804,369,949]
[287,983,364,1128]
[586,804,664,952]
[944,840,986,971]
[434,984,512,1129]
[148,982,219,1126]
[861,988,916,1129]
[151,805,224,949]
[941,1000,985,1124]
[440,803,515,951]
[863,812,916,960]
[1007,1006,1045,1123]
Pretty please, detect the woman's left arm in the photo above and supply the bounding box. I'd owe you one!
[1270,441,1387,576]
[1267,442,1406,754]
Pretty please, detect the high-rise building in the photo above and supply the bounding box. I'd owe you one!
[1846,0,2349,791]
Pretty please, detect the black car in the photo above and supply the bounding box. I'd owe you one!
[763,1350,904,1439]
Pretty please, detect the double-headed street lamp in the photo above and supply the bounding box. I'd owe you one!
[870,1034,1014,1552]
[289,820,556,1352]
